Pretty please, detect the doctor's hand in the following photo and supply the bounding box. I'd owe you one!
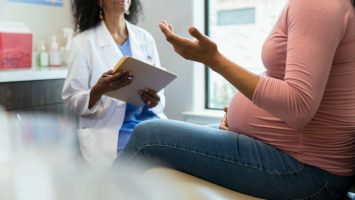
[219,107,229,131]
[159,21,222,69]
[89,69,134,109]
[139,88,160,108]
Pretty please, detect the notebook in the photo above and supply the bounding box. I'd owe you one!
[105,56,177,106]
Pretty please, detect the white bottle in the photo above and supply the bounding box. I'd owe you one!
[62,28,74,66]
[39,40,49,68]
[49,35,62,67]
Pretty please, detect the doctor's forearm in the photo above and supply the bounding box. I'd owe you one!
[89,86,103,109]
[209,53,260,100]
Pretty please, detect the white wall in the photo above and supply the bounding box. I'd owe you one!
[0,0,72,51]
[139,0,205,120]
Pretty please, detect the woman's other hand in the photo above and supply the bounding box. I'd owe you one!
[139,88,160,108]
[159,20,221,69]
[219,107,229,131]
[89,69,134,108]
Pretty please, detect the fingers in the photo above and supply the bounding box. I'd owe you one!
[103,69,115,76]
[168,24,173,31]
[109,78,133,90]
[139,88,160,102]
[108,70,133,82]
[219,115,229,131]
[220,124,229,131]
[159,21,189,45]
[139,88,160,108]
[160,20,173,31]
[161,20,174,31]
[159,21,175,43]
[103,70,133,90]
[223,106,228,113]
[188,26,208,42]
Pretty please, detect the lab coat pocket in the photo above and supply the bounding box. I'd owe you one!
[77,128,118,169]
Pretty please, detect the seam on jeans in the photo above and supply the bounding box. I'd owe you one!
[294,180,329,200]
[128,144,304,175]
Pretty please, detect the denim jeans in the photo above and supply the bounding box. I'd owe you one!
[117,119,353,200]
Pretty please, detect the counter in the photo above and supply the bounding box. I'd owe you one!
[0,67,68,83]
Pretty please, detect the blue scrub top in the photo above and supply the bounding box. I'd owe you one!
[117,38,159,152]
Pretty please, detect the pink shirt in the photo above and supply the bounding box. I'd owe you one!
[227,0,355,176]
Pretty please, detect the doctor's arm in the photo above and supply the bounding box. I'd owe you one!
[62,39,132,115]
[89,70,133,109]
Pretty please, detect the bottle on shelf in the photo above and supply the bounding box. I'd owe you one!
[61,28,74,66]
[49,35,62,67]
[38,40,49,68]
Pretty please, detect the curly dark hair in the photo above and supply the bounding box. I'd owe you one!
[71,0,142,33]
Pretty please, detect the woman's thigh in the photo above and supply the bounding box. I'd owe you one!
[117,119,350,200]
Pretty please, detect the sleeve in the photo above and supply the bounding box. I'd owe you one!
[252,0,348,128]
[147,33,167,117]
[62,38,104,116]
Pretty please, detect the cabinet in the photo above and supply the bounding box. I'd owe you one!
[0,69,77,124]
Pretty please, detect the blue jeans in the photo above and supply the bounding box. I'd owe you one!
[117,119,353,200]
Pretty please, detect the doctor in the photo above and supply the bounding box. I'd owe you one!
[62,0,166,166]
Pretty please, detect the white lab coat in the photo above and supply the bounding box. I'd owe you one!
[62,21,166,168]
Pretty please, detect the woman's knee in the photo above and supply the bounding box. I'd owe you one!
[131,119,187,145]
[134,119,163,134]
[131,119,168,141]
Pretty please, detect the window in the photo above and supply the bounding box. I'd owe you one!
[217,7,255,26]
[205,0,287,109]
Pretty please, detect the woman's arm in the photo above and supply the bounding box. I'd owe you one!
[159,22,259,100]
[159,0,348,128]
[252,0,348,128]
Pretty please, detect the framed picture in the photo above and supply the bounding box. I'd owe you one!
[7,0,63,7]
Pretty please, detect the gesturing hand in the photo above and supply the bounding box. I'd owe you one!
[139,88,160,108]
[159,20,220,68]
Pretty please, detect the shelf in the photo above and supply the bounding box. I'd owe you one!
[0,67,68,83]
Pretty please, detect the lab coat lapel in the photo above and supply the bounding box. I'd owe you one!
[126,22,146,61]
[95,21,123,70]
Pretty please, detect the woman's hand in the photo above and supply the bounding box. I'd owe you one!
[160,21,260,101]
[159,21,222,69]
[219,107,229,131]
[139,88,160,108]
[89,69,134,108]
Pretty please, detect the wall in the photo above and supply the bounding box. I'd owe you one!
[139,0,205,120]
[0,0,72,51]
